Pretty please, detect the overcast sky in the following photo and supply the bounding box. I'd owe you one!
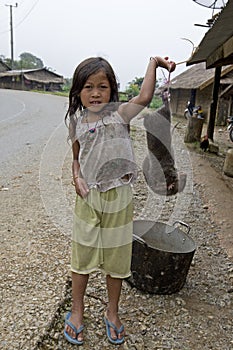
[0,0,222,89]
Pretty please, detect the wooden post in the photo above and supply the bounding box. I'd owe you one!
[223,149,233,177]
[207,66,222,141]
[228,95,232,116]
[184,117,204,143]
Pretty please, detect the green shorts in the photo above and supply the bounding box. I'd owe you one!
[71,185,133,278]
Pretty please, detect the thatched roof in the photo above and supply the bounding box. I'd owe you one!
[169,62,233,90]
[169,63,214,90]
[0,68,63,84]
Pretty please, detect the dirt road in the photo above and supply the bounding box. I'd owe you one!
[38,115,233,349]
[0,90,232,349]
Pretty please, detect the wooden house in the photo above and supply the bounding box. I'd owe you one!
[186,0,233,135]
[0,67,64,91]
[168,62,233,125]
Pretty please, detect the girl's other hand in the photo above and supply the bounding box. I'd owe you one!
[165,57,176,73]
[167,60,176,73]
[154,56,176,73]
[74,177,89,198]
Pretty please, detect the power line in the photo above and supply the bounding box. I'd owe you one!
[0,0,39,35]
[14,0,39,29]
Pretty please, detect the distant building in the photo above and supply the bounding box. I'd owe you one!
[186,0,233,132]
[0,67,64,91]
[165,62,233,125]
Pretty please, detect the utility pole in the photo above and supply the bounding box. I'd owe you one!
[5,3,18,69]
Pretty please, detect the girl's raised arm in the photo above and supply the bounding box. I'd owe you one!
[118,56,175,123]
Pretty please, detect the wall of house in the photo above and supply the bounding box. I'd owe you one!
[0,76,62,91]
[195,85,213,121]
[0,76,23,90]
[197,85,233,125]
[217,97,229,125]
[170,85,213,122]
[170,89,190,117]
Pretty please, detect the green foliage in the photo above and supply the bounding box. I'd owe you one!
[149,96,163,109]
[32,89,69,97]
[0,52,44,70]
[125,77,143,98]
[119,92,128,102]
[125,84,140,99]
[62,77,72,92]
[1,56,16,68]
[130,77,144,88]
[123,76,163,109]
[19,52,44,69]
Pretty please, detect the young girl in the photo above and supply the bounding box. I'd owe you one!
[64,56,175,345]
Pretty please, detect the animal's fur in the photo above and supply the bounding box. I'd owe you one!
[142,102,186,196]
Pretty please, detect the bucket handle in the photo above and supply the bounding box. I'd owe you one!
[173,220,191,234]
[133,234,148,248]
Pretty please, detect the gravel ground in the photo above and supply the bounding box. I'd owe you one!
[1,114,233,350]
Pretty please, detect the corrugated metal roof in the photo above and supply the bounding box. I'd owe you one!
[187,0,233,67]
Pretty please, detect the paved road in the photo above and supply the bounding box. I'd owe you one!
[0,89,72,350]
[0,89,68,165]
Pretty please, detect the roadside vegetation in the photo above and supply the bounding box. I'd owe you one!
[1,52,164,108]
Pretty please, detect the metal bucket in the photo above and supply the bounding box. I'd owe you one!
[127,220,196,294]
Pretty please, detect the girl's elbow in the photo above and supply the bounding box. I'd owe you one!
[140,94,153,106]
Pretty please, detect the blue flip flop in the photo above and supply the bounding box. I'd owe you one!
[64,311,84,345]
[104,314,125,345]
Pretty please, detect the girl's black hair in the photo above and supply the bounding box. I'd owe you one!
[65,57,119,123]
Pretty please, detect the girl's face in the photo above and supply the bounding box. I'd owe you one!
[80,70,111,113]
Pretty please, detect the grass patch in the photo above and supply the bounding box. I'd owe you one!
[31,90,69,97]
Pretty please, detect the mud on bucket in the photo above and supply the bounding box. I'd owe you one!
[126,220,196,294]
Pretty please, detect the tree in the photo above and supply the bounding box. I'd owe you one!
[0,52,44,70]
[124,76,162,109]
[62,77,72,92]
[125,83,140,99]
[125,77,143,98]
[19,52,43,69]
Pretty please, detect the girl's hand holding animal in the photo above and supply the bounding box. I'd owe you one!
[150,56,176,72]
